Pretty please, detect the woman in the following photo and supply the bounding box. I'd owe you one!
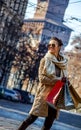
[17,37,68,130]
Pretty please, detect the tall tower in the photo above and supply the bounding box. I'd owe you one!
[23,0,72,48]
[34,0,48,19]
[34,0,69,22]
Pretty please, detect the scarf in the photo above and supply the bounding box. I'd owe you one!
[44,51,68,77]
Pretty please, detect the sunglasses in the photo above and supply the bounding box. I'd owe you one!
[48,44,57,48]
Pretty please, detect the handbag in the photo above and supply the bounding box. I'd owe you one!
[55,81,75,110]
[46,80,64,108]
[69,84,81,108]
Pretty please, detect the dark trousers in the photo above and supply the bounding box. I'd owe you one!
[17,105,57,130]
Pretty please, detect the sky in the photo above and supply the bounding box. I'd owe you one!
[25,0,81,50]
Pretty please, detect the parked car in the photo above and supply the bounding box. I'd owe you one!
[0,88,3,99]
[13,88,31,104]
[0,87,21,101]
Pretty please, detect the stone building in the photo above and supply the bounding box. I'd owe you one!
[0,0,28,46]
[0,0,28,86]
[22,0,72,49]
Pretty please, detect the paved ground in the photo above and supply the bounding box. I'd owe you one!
[0,116,81,130]
[0,100,81,130]
[0,117,40,130]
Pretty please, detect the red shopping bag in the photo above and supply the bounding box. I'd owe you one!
[46,80,64,108]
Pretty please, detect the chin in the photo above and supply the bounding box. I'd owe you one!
[49,51,55,55]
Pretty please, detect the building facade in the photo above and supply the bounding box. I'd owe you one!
[0,0,28,86]
[0,0,28,46]
[23,0,72,49]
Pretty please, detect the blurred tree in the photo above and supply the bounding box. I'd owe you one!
[8,29,47,89]
[71,34,81,46]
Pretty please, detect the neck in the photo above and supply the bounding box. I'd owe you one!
[50,52,59,58]
[54,52,59,58]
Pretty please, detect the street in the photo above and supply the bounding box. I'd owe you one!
[0,99,44,130]
[0,99,31,120]
[0,99,81,130]
[0,99,31,115]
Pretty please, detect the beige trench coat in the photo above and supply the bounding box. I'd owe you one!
[29,58,62,117]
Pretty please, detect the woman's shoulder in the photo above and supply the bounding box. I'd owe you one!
[40,57,45,64]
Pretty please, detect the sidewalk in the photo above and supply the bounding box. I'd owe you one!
[0,117,40,130]
[0,102,81,130]
[0,116,81,130]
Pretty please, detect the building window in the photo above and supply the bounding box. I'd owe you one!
[14,4,19,11]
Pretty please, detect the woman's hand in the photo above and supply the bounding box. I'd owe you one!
[61,77,67,82]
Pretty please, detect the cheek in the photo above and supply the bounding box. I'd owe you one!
[56,47,60,51]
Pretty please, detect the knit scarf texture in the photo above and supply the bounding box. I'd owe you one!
[44,51,68,77]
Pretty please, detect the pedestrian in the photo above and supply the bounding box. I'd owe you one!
[17,37,68,130]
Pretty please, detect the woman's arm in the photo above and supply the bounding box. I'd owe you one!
[38,58,61,85]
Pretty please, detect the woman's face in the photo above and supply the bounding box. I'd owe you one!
[48,39,61,56]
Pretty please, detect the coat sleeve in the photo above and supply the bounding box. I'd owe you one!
[38,58,61,85]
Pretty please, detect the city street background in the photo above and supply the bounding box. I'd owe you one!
[0,1,81,130]
[0,99,81,130]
